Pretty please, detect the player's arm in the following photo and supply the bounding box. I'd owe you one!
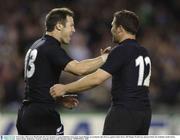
[50,69,111,98]
[64,47,111,76]
[64,54,108,76]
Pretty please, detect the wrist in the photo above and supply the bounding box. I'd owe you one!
[64,85,69,94]
[101,54,108,62]
[60,85,67,97]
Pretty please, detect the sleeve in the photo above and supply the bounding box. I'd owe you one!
[47,45,73,69]
[100,46,128,75]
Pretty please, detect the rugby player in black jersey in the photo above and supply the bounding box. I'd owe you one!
[50,10,152,135]
[16,8,109,135]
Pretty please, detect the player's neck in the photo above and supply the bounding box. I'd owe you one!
[46,32,62,43]
[119,34,136,43]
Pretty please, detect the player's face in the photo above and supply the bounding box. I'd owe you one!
[111,17,119,43]
[61,16,75,44]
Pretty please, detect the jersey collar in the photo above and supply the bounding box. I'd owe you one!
[44,35,61,46]
[119,39,137,45]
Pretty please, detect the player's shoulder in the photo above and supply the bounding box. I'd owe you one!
[115,40,137,50]
[39,36,62,53]
[29,37,57,54]
[110,44,131,57]
[113,43,135,54]
[124,40,148,53]
[30,38,43,49]
[112,44,126,51]
[135,44,149,55]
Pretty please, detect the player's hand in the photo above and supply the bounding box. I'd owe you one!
[100,46,111,55]
[55,95,79,109]
[50,84,66,98]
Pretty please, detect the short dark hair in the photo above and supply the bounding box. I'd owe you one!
[114,10,139,35]
[45,8,74,32]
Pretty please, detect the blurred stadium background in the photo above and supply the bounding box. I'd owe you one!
[0,0,180,135]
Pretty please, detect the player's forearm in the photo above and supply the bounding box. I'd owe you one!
[65,73,101,93]
[50,69,110,98]
[78,54,108,75]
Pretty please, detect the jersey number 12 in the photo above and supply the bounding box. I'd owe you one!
[135,56,151,87]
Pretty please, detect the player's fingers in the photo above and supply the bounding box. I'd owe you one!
[106,46,111,50]
[50,87,52,93]
[50,88,59,97]
[68,97,79,103]
[73,98,79,104]
[50,88,54,95]
[104,46,111,53]
[101,46,111,54]
[107,46,111,49]
[51,92,57,98]
[51,93,55,98]
[50,86,55,93]
[71,98,79,107]
[74,101,78,107]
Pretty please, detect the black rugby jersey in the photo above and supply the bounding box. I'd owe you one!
[101,39,151,110]
[24,35,72,104]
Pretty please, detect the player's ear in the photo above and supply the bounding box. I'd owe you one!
[56,23,63,31]
[117,25,122,34]
[116,25,123,34]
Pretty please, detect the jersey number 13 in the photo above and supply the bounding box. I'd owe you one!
[24,49,38,79]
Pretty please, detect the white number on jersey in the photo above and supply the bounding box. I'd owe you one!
[135,56,151,87]
[24,49,38,78]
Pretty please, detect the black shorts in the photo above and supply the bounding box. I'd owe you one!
[16,101,63,135]
[103,105,151,135]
